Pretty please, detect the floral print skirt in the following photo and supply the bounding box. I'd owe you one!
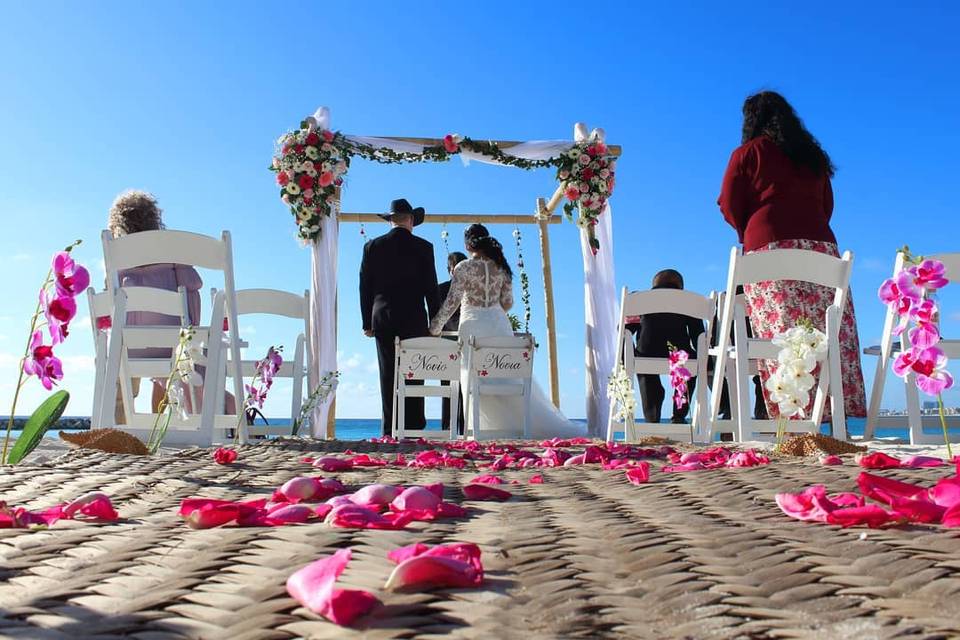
[743,239,867,420]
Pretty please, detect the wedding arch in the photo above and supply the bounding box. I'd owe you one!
[270,107,622,438]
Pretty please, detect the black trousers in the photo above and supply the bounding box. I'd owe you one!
[440,384,465,435]
[375,333,425,436]
[638,374,696,423]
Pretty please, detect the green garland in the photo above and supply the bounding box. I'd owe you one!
[344,136,558,170]
[512,227,532,333]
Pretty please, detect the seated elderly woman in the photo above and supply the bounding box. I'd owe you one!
[107,190,221,421]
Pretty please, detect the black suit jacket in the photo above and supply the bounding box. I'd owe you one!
[626,286,706,359]
[360,228,440,336]
[437,280,460,332]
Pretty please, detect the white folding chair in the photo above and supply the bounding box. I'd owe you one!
[100,229,245,444]
[390,337,461,440]
[86,288,113,429]
[864,251,960,443]
[605,287,714,443]
[710,246,854,442]
[463,335,535,440]
[217,288,311,438]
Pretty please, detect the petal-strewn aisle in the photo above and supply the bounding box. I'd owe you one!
[2,439,960,639]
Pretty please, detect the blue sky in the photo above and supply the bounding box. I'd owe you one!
[1,2,958,420]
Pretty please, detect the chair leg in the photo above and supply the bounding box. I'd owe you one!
[826,307,847,440]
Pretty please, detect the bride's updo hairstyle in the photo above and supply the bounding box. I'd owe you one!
[464,224,513,278]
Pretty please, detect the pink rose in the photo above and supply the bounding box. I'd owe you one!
[564,186,580,201]
[443,134,459,153]
[319,172,334,187]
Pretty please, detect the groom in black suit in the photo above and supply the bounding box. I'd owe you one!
[360,199,440,435]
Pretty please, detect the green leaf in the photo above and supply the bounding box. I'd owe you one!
[6,390,69,465]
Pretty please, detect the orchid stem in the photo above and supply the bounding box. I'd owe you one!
[2,268,55,465]
[938,394,953,461]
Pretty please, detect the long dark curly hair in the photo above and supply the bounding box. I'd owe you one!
[742,91,835,177]
[464,224,512,279]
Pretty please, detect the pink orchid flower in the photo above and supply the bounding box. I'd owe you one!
[625,463,650,485]
[908,321,941,349]
[912,259,949,292]
[895,346,954,395]
[286,548,379,626]
[894,268,925,305]
[463,484,512,501]
[878,277,912,317]
[52,251,90,298]
[384,542,483,591]
[42,290,76,344]
[668,350,689,367]
[22,330,63,390]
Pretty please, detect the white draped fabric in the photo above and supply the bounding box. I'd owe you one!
[579,202,617,437]
[308,204,339,437]
[342,135,577,167]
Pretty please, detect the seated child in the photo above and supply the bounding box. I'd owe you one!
[625,269,704,424]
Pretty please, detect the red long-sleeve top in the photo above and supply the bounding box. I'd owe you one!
[717,136,836,252]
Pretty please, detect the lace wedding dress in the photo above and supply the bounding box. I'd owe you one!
[430,257,586,439]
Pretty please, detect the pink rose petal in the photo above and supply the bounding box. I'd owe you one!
[901,455,945,468]
[286,548,379,626]
[856,452,902,469]
[391,486,441,512]
[625,463,650,485]
[469,474,504,485]
[384,552,483,591]
[462,484,512,501]
[312,457,354,472]
[820,455,843,466]
[63,492,119,520]
[350,484,403,508]
[529,474,544,484]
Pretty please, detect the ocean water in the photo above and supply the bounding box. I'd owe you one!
[10,416,910,442]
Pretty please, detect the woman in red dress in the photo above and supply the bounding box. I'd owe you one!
[718,91,866,424]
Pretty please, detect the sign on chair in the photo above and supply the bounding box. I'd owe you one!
[398,345,460,382]
[473,347,533,379]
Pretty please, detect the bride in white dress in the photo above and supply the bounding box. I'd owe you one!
[429,224,586,439]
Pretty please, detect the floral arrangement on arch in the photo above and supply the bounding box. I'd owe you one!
[269,111,618,251]
[271,116,350,241]
[557,137,616,254]
[878,249,953,456]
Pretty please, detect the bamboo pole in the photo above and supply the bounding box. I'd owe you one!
[536,197,561,408]
[544,184,566,215]
[338,213,562,225]
[374,136,622,157]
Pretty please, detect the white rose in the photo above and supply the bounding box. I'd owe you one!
[600,169,610,179]
[335,161,348,175]
[322,162,332,173]
[579,182,590,193]
[304,164,318,178]
[578,154,591,165]
[321,143,334,153]
[305,146,319,160]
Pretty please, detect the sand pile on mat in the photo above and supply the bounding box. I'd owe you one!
[777,433,866,457]
[60,428,150,455]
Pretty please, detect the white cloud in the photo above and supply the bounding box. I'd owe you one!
[10,253,31,263]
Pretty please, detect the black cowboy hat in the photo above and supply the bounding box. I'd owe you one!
[380,198,425,226]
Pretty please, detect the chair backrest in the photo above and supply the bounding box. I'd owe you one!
[469,335,535,380]
[397,337,461,382]
[101,229,231,283]
[621,288,714,322]
[728,246,853,292]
